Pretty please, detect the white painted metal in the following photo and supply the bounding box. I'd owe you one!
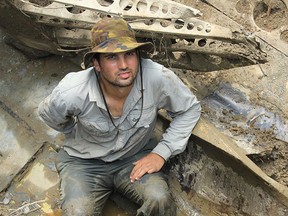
[52,0,202,19]
[17,0,233,40]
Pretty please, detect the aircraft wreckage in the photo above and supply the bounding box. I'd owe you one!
[0,0,288,215]
[0,0,268,71]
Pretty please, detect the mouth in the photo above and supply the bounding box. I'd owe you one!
[118,71,131,79]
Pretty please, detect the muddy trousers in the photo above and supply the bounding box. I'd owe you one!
[55,149,176,216]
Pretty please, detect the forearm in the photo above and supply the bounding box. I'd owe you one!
[152,101,201,160]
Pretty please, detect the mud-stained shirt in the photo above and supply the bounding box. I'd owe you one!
[38,58,201,162]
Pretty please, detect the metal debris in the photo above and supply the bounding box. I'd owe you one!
[8,200,45,216]
[5,0,267,71]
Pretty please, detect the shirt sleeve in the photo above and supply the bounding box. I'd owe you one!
[152,67,201,161]
[38,80,78,134]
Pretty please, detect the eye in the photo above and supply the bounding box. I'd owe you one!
[105,54,116,60]
[125,50,136,57]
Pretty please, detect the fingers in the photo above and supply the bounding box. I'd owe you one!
[129,153,165,183]
[130,158,145,180]
[130,165,144,182]
[130,167,141,183]
[130,165,154,183]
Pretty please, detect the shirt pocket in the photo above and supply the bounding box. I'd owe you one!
[80,118,110,136]
[127,105,157,128]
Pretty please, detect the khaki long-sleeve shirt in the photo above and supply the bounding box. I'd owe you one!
[38,58,201,162]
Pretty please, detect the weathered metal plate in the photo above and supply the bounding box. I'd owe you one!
[0,107,41,192]
[0,27,76,195]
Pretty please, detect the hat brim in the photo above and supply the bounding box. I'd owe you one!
[82,38,154,69]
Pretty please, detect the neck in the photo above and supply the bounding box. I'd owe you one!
[97,76,133,117]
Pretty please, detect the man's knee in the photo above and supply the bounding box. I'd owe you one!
[147,187,171,204]
[138,175,177,215]
[137,193,176,216]
[62,197,100,216]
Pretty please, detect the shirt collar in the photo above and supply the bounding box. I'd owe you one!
[87,67,104,106]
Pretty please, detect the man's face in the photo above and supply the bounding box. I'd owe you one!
[93,50,139,88]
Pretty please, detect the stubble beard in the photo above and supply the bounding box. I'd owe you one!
[103,71,138,88]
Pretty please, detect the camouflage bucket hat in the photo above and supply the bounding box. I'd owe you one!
[82,17,154,69]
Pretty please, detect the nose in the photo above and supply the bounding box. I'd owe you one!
[118,56,128,70]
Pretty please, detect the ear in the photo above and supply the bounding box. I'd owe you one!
[92,58,101,72]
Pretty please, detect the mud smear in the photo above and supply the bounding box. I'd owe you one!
[1,0,288,215]
[253,0,288,32]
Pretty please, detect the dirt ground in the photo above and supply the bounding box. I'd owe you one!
[0,0,288,215]
[178,0,288,187]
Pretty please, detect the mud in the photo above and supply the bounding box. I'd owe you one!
[167,139,288,216]
[177,0,288,187]
[253,0,288,32]
[1,0,288,215]
[188,70,288,186]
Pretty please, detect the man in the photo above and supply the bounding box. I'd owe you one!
[38,17,201,215]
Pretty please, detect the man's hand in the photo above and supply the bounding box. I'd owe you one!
[130,153,165,183]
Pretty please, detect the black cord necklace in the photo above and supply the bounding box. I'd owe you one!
[94,57,144,131]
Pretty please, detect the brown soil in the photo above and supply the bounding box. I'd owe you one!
[189,67,288,186]
[1,0,288,215]
[253,0,288,32]
[176,0,288,187]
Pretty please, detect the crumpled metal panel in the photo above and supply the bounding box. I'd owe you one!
[203,0,288,56]
[7,0,267,71]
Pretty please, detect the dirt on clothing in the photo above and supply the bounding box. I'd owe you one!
[0,0,288,215]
